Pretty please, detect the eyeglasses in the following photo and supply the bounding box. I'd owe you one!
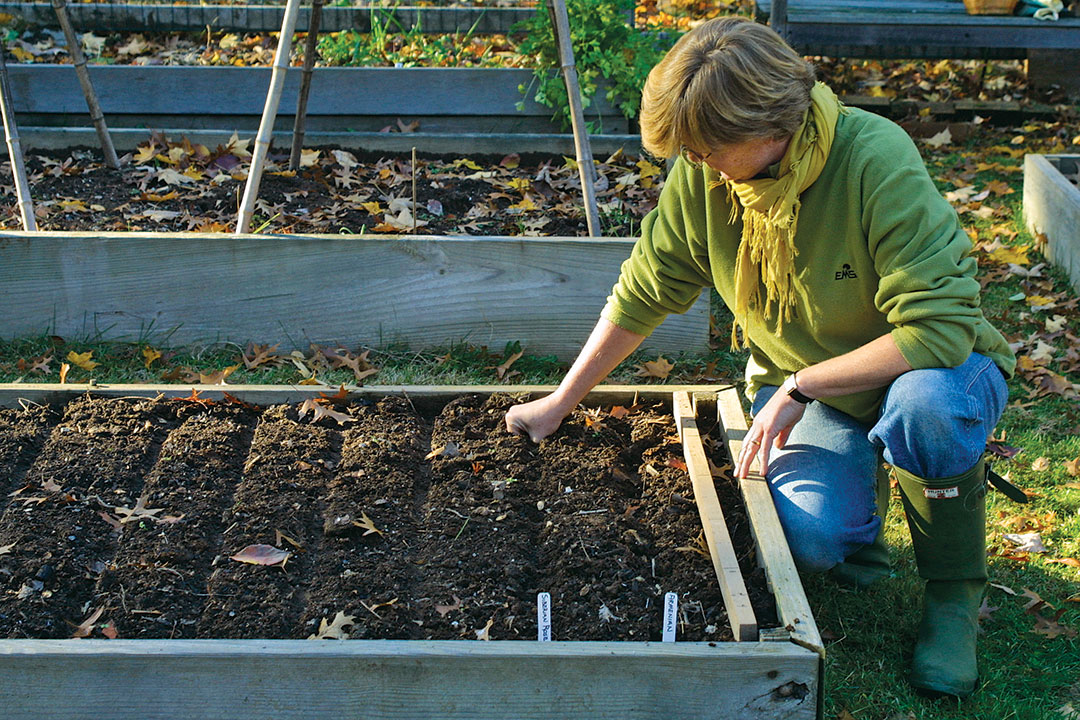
[679,145,712,170]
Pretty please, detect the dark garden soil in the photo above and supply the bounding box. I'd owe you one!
[0,392,777,642]
[3,143,661,237]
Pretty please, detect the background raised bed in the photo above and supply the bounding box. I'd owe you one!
[0,232,710,357]
[1024,153,1080,295]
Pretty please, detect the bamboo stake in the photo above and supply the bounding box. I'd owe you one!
[0,43,36,230]
[289,0,325,171]
[237,0,302,234]
[545,0,601,237]
[51,0,118,169]
[411,146,417,234]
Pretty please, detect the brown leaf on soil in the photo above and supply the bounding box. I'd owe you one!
[275,530,303,550]
[100,621,119,639]
[222,392,258,410]
[242,342,280,370]
[71,607,105,638]
[475,617,494,641]
[41,479,62,493]
[98,511,123,531]
[666,457,688,472]
[582,407,606,431]
[308,611,356,640]
[435,595,463,617]
[298,397,356,425]
[230,544,291,566]
[319,385,350,406]
[352,511,384,538]
[179,388,214,406]
[634,356,674,380]
[425,441,461,460]
[494,349,524,381]
[0,541,14,555]
[609,405,630,419]
[114,495,165,524]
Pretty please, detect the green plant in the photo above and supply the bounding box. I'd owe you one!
[513,0,681,129]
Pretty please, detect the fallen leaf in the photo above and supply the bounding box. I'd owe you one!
[230,544,290,566]
[243,342,280,370]
[1032,456,1052,472]
[1003,532,1048,553]
[98,511,123,531]
[609,405,630,419]
[59,362,70,384]
[1032,607,1077,640]
[924,127,952,148]
[66,350,98,371]
[298,397,356,425]
[308,611,355,640]
[100,621,119,639]
[991,581,1016,594]
[275,530,303,550]
[1065,457,1080,477]
[475,617,494,640]
[978,597,999,623]
[199,364,240,385]
[426,441,461,460]
[71,607,105,638]
[114,495,165,524]
[435,595,463,617]
[142,346,162,369]
[1047,558,1080,568]
[351,511,384,538]
[666,457,688,472]
[634,356,674,380]
[0,541,14,555]
[494,349,524,381]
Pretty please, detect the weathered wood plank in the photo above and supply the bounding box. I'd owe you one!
[715,386,823,656]
[0,639,818,720]
[784,13,1080,49]
[0,232,708,359]
[0,3,536,33]
[1024,154,1080,295]
[7,66,621,118]
[673,391,757,642]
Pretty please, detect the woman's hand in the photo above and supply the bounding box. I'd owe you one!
[735,390,807,478]
[505,393,572,443]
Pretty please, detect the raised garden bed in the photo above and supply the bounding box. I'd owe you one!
[0,2,535,33]
[1024,154,1080,295]
[0,384,821,719]
[0,232,709,357]
[7,65,628,136]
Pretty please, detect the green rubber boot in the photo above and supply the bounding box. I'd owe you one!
[894,459,987,699]
[830,460,892,589]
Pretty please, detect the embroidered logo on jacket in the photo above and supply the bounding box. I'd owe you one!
[834,263,858,281]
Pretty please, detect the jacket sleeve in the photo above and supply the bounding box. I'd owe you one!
[861,124,984,369]
[601,161,713,336]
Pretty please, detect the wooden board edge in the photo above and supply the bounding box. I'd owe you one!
[672,391,758,642]
[714,386,824,656]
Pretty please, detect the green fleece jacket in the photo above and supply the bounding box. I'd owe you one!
[602,108,1015,425]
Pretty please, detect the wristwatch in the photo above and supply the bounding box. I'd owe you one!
[782,372,814,404]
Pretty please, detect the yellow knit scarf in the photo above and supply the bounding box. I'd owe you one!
[718,82,844,348]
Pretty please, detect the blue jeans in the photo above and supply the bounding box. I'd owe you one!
[750,353,1008,573]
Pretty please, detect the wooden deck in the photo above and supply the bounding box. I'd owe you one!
[755,0,1080,57]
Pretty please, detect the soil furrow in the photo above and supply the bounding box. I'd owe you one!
[95,403,260,638]
[0,396,178,638]
[0,404,59,515]
[197,403,336,639]
[302,396,428,639]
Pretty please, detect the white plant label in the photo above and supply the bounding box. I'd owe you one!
[537,592,552,642]
[663,592,678,643]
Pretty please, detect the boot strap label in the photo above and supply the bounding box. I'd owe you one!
[924,486,960,499]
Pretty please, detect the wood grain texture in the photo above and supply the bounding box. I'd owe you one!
[0,3,535,33]
[673,391,758,642]
[7,66,620,117]
[0,232,708,358]
[1025,154,1080,295]
[0,639,818,719]
[715,386,823,656]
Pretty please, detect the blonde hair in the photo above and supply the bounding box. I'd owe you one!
[640,17,816,159]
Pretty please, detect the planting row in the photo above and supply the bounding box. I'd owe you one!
[0,392,776,641]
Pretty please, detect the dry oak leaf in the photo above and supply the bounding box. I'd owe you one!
[494,349,524,381]
[242,342,280,370]
[230,544,290,566]
[200,364,240,385]
[475,617,494,641]
[142,346,162,369]
[425,441,461,460]
[298,398,356,426]
[1032,607,1077,640]
[59,362,70,384]
[114,495,165,524]
[0,541,15,555]
[1003,532,1048,553]
[71,607,105,639]
[308,611,356,640]
[435,595,463,617]
[634,356,674,380]
[1065,457,1080,477]
[352,511,384,538]
[1032,456,1052,472]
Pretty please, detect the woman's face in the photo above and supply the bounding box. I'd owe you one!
[683,136,791,182]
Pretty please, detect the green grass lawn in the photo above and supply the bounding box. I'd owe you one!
[2,122,1078,719]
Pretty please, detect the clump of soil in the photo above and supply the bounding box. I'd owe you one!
[0,392,777,642]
